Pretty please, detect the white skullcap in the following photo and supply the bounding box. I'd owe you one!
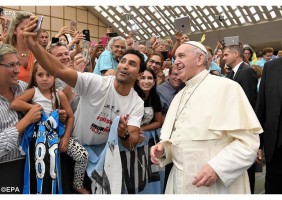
[185,41,208,55]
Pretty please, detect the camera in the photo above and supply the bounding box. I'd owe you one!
[216,15,224,22]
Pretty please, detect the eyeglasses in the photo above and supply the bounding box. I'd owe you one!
[148,59,162,66]
[113,45,126,50]
[0,61,20,69]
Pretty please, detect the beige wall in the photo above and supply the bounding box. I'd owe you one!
[2,6,107,43]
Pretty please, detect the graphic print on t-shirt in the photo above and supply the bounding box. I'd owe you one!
[89,104,121,135]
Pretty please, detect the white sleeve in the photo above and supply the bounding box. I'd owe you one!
[208,130,259,187]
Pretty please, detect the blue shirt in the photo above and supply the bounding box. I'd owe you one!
[157,80,184,116]
[209,61,221,74]
[256,58,268,68]
[94,50,118,75]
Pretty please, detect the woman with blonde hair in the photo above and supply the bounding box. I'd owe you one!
[5,11,36,83]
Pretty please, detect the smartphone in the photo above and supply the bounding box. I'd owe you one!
[51,37,59,44]
[70,20,77,30]
[100,36,108,48]
[82,40,90,63]
[108,32,118,38]
[133,40,139,51]
[161,51,169,60]
[33,15,44,32]
[83,29,90,42]
[224,36,240,46]
[145,40,151,52]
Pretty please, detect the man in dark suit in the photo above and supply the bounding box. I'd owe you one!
[223,44,258,194]
[256,57,282,194]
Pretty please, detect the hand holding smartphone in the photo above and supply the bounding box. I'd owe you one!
[82,29,90,42]
[33,16,44,32]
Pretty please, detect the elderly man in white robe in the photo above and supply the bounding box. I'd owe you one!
[150,41,262,194]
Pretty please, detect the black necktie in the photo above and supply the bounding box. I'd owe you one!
[229,69,235,79]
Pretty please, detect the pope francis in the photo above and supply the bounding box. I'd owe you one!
[150,41,262,194]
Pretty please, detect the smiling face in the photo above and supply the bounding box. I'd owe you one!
[111,39,126,59]
[174,44,205,82]
[137,70,155,93]
[146,55,162,72]
[51,45,71,66]
[115,53,141,85]
[168,66,183,90]
[0,53,20,87]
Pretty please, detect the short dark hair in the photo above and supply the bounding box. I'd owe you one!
[121,49,146,72]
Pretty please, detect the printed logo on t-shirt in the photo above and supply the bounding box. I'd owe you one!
[89,104,120,135]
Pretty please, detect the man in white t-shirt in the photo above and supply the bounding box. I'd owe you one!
[24,20,146,149]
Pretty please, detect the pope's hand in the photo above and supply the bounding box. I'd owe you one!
[150,143,164,164]
[192,164,218,187]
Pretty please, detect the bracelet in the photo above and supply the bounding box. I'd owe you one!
[119,129,130,141]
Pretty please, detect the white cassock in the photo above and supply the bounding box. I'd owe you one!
[159,69,262,194]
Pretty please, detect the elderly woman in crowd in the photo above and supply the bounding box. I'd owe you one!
[5,11,36,83]
[93,36,127,75]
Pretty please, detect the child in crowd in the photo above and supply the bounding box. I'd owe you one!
[11,61,89,194]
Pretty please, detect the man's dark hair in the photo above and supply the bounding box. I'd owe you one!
[121,49,146,72]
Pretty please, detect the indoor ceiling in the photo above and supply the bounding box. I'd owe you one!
[87,6,282,50]
[88,6,282,39]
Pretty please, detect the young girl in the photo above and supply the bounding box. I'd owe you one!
[11,61,89,194]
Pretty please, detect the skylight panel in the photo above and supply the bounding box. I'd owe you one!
[108,10,114,15]
[155,13,161,19]
[137,17,142,23]
[149,7,155,13]
[114,15,121,21]
[208,16,214,21]
[203,8,209,15]
[225,20,231,26]
[145,15,151,21]
[196,18,202,24]
[191,11,197,18]
[239,16,245,23]
[270,11,276,18]
[201,24,206,30]
[94,6,102,12]
[174,7,181,14]
[250,7,256,14]
[164,10,170,16]
[235,10,241,17]
[116,7,123,13]
[213,22,219,28]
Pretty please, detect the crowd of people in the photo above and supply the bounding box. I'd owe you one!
[1,10,282,194]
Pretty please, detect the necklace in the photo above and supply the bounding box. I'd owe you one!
[170,72,209,138]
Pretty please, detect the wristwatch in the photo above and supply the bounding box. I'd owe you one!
[119,129,130,141]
